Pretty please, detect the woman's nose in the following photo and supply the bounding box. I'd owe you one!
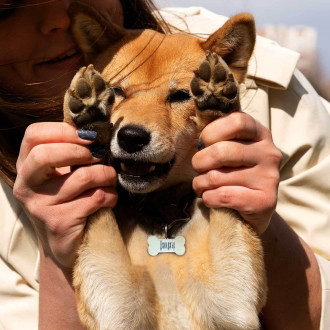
[39,0,71,35]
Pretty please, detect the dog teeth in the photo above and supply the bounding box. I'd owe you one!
[120,162,127,172]
[120,162,156,175]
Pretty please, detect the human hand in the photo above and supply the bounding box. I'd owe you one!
[13,122,117,269]
[192,112,282,234]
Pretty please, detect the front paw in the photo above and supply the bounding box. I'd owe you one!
[190,51,240,124]
[63,64,113,144]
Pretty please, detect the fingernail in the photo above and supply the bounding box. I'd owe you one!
[197,139,205,150]
[90,144,107,158]
[77,129,97,141]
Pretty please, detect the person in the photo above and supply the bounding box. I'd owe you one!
[0,1,328,329]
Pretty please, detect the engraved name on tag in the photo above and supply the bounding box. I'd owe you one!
[147,236,186,256]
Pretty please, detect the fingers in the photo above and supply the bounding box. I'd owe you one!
[192,140,261,173]
[193,165,279,211]
[192,111,282,235]
[192,167,257,197]
[15,163,117,211]
[58,186,118,220]
[26,186,118,269]
[202,185,267,209]
[201,186,276,234]
[17,122,92,170]
[28,186,118,231]
[19,143,103,187]
[200,112,270,147]
[13,121,116,269]
[40,165,117,204]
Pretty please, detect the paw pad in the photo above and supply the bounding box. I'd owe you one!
[64,64,113,127]
[76,78,92,99]
[93,74,106,94]
[191,51,240,114]
[213,64,227,84]
[68,96,84,114]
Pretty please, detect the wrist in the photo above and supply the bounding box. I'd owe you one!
[38,242,74,286]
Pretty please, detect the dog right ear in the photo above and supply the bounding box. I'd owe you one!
[201,13,256,84]
[68,1,126,54]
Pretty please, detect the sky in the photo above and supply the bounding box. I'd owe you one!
[155,0,330,77]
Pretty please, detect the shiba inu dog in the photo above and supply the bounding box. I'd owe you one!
[63,2,267,329]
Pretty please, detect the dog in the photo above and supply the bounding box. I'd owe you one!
[63,2,267,329]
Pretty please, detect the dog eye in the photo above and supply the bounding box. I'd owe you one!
[113,86,126,99]
[167,89,191,103]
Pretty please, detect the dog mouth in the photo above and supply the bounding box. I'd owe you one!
[114,158,175,193]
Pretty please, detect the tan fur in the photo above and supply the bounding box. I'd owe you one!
[65,2,266,329]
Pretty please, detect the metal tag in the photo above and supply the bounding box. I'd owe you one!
[147,235,185,256]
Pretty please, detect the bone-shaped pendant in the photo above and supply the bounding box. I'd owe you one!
[147,236,185,256]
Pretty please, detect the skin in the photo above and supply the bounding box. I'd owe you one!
[0,0,321,329]
[0,0,123,97]
[192,111,281,235]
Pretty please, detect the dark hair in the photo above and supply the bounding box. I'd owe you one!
[0,0,167,187]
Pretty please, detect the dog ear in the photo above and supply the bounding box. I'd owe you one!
[68,1,126,54]
[202,13,256,83]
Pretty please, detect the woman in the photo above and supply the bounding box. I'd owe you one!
[0,1,327,329]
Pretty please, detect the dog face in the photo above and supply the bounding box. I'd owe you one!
[69,2,255,194]
[106,31,206,193]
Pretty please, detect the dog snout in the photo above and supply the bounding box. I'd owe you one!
[117,125,151,153]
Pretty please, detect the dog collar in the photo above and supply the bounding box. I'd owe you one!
[117,183,195,239]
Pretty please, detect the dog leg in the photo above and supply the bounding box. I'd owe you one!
[64,67,159,329]
[207,208,266,329]
[176,204,266,329]
[187,54,267,329]
[190,51,240,129]
[73,209,159,330]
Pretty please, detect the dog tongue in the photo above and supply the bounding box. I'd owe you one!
[121,161,155,176]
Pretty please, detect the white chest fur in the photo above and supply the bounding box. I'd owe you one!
[75,201,266,329]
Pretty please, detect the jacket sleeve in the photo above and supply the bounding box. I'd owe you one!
[0,181,39,330]
[268,70,330,260]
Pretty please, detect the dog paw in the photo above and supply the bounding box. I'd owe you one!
[63,64,114,144]
[190,51,240,116]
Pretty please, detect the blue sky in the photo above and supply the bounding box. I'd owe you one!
[155,0,330,77]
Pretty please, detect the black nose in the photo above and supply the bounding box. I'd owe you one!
[117,125,151,153]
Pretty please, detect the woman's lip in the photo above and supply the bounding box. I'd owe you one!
[40,46,79,64]
[36,52,84,71]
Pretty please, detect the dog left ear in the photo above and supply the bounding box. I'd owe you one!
[68,1,126,55]
[202,13,256,83]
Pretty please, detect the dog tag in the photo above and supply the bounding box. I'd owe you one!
[147,236,185,256]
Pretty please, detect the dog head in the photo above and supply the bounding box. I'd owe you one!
[69,2,255,194]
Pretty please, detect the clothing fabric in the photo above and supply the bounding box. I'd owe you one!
[1,6,329,329]
[0,181,39,329]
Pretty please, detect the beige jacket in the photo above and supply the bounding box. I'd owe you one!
[1,7,329,329]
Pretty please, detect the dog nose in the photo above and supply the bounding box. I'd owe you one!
[117,125,151,153]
